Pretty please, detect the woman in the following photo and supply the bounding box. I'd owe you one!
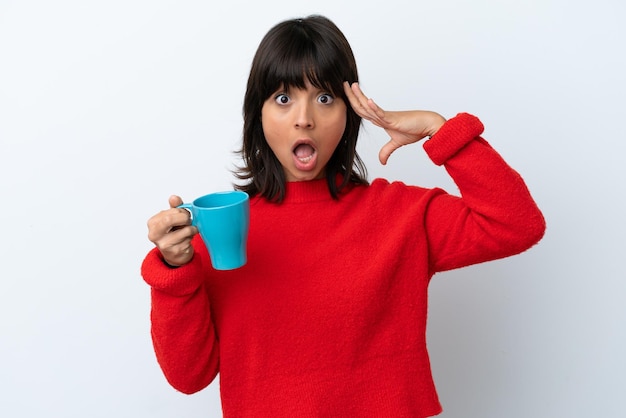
[142,15,545,417]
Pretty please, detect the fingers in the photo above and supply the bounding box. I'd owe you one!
[147,207,193,241]
[146,195,198,267]
[343,82,387,127]
[379,139,403,166]
[343,81,365,113]
[344,82,394,164]
[159,229,196,267]
[147,210,197,266]
[168,194,184,208]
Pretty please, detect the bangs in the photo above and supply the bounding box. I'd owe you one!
[260,27,348,98]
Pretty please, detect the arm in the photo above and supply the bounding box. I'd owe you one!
[142,198,219,394]
[142,238,219,394]
[422,113,545,272]
[344,83,545,272]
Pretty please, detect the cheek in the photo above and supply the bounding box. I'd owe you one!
[330,113,347,140]
[333,104,348,134]
[260,103,278,134]
[261,114,280,142]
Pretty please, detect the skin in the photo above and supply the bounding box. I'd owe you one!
[261,80,347,182]
[343,82,447,165]
[147,82,446,267]
[147,194,197,267]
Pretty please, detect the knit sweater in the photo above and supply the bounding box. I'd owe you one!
[141,113,546,417]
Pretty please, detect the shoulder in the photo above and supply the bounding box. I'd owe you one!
[349,178,443,205]
[368,178,431,195]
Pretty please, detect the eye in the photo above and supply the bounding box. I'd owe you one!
[317,93,334,104]
[274,93,290,105]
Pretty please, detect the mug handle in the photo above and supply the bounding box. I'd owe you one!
[177,203,196,226]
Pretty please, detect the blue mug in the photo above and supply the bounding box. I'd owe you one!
[179,191,250,270]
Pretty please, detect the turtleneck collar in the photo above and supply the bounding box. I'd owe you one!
[282,178,336,204]
[250,175,360,205]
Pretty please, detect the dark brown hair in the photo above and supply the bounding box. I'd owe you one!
[234,15,368,202]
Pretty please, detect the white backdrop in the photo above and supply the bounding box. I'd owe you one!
[1,0,625,417]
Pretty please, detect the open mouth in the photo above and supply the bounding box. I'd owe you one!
[293,143,316,163]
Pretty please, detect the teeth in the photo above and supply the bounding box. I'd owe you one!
[298,155,313,163]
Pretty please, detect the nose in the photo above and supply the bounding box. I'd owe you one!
[294,102,315,129]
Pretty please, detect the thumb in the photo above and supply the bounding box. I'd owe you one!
[168,195,184,208]
[378,139,402,165]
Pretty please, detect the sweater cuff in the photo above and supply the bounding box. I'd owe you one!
[423,113,485,166]
[141,246,205,296]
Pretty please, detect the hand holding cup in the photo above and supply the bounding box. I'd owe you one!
[147,195,198,267]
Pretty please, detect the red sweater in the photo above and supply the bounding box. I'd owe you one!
[141,113,545,417]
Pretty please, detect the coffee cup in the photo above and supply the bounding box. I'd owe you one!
[179,191,249,270]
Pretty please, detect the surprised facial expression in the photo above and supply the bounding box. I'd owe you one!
[261,80,347,182]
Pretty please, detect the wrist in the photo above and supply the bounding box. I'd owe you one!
[423,113,485,165]
[427,113,447,138]
[162,258,181,269]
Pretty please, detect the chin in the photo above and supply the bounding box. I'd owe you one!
[288,171,325,182]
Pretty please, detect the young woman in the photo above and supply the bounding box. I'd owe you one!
[142,15,545,417]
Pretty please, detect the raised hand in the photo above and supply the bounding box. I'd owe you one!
[343,82,446,165]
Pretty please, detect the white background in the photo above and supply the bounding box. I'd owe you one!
[1,0,624,417]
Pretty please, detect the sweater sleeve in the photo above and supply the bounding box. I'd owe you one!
[141,234,219,394]
[422,113,546,273]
